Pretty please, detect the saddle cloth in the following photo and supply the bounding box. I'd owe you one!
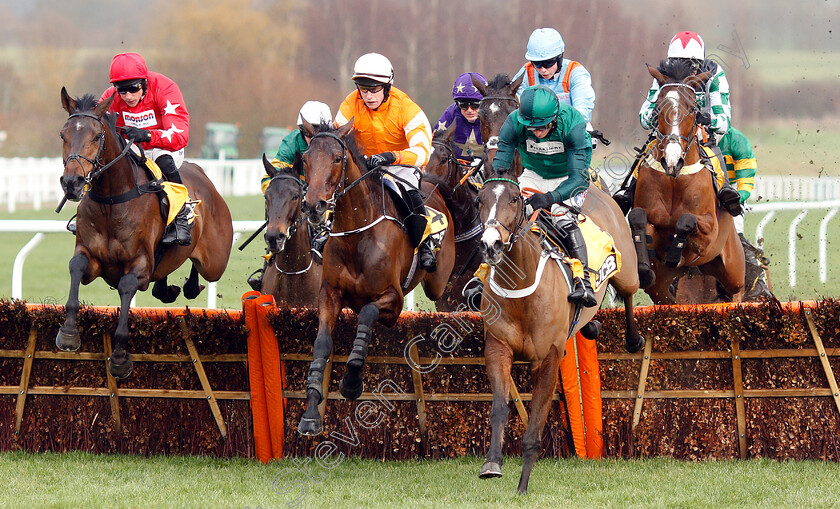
[143,157,200,227]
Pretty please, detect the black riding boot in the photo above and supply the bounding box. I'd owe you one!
[718,185,743,216]
[557,219,597,308]
[310,225,329,263]
[157,155,193,246]
[612,178,636,215]
[247,258,268,292]
[404,189,437,273]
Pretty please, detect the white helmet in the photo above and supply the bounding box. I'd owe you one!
[352,53,394,85]
[296,101,332,127]
[667,31,705,60]
[524,28,565,61]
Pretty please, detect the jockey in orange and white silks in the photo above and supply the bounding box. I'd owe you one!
[334,53,438,272]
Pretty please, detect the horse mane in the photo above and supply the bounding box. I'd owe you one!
[72,93,98,113]
[657,58,696,82]
[487,73,513,91]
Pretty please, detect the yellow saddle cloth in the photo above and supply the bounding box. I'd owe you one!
[143,158,200,226]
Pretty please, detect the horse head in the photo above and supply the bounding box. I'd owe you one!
[477,172,525,266]
[262,154,305,254]
[475,73,522,175]
[300,118,355,227]
[427,122,461,187]
[648,62,711,176]
[59,88,116,201]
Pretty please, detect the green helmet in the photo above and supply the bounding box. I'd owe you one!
[518,86,559,127]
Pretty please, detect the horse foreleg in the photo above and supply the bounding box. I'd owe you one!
[479,333,513,480]
[56,253,90,351]
[517,343,560,495]
[108,272,140,379]
[340,302,380,401]
[621,293,645,353]
[152,275,181,303]
[664,213,698,267]
[298,286,341,436]
[627,208,655,288]
[182,264,205,300]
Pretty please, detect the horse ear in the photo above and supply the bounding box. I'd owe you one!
[687,71,711,89]
[647,64,667,86]
[510,72,525,92]
[472,75,488,97]
[443,118,457,142]
[336,117,354,139]
[263,153,278,178]
[60,87,77,114]
[94,93,115,118]
[301,116,317,138]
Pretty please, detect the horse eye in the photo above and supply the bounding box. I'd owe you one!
[93,133,103,142]
[334,155,342,164]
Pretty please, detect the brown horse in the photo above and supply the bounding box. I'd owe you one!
[628,61,745,304]
[56,89,233,378]
[476,171,643,493]
[296,120,455,435]
[423,123,484,311]
[474,73,524,176]
[259,155,322,307]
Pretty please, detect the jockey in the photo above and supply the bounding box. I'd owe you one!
[435,72,487,162]
[718,126,772,298]
[248,101,334,291]
[99,52,193,246]
[335,53,437,273]
[512,28,600,148]
[495,85,597,307]
[613,31,742,217]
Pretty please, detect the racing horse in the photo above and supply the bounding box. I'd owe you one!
[296,119,455,435]
[628,60,745,304]
[259,155,322,306]
[474,73,524,177]
[476,171,644,494]
[56,89,233,378]
[423,123,483,311]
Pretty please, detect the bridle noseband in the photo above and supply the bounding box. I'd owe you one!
[63,111,134,185]
[482,177,527,250]
[653,82,700,173]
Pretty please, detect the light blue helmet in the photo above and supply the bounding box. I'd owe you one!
[524,28,565,61]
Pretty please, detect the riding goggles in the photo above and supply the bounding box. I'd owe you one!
[525,121,553,132]
[531,58,559,69]
[357,84,384,94]
[456,100,481,111]
[116,83,143,94]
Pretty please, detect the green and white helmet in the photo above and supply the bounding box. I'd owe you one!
[518,86,559,127]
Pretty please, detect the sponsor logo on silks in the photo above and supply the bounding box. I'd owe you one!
[525,138,565,155]
[122,110,158,129]
[595,253,618,288]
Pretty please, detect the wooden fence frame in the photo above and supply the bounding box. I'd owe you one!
[2,301,839,459]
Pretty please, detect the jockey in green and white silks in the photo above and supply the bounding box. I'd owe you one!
[492,85,597,307]
[638,31,731,137]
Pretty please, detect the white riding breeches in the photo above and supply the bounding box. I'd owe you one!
[519,168,586,216]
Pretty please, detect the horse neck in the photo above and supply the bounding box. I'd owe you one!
[333,161,381,230]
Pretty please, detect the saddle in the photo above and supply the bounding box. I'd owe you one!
[130,152,200,228]
[381,173,448,248]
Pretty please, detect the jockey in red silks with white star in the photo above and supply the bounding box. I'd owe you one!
[99,52,193,245]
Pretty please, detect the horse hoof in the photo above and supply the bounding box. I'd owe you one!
[108,352,133,379]
[339,377,364,401]
[298,417,323,436]
[479,461,503,478]
[55,328,81,352]
[581,320,602,339]
[183,283,205,300]
[626,334,645,354]
[639,268,655,289]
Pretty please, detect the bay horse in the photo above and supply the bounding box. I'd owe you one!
[296,119,455,435]
[628,60,745,304]
[423,123,483,311]
[259,155,322,307]
[474,73,524,177]
[476,171,643,494]
[56,89,233,378]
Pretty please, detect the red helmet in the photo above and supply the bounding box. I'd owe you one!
[109,53,149,83]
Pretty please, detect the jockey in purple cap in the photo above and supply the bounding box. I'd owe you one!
[435,72,487,162]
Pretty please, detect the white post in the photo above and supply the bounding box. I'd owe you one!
[755,211,775,249]
[405,289,415,311]
[788,210,808,287]
[819,208,838,283]
[12,233,44,299]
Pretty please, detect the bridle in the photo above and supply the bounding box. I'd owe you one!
[652,82,700,172]
[479,94,520,152]
[264,171,316,274]
[481,177,527,250]
[63,112,134,185]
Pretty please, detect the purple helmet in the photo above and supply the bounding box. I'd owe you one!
[452,72,486,101]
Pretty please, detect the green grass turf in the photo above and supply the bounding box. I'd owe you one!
[1,451,839,508]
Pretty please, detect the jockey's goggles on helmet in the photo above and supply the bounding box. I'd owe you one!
[531,58,559,69]
[116,82,142,94]
[456,100,481,111]
[526,121,553,132]
[356,84,384,94]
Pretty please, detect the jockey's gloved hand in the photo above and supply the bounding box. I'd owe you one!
[695,112,712,126]
[366,152,396,171]
[525,192,556,211]
[120,127,152,143]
